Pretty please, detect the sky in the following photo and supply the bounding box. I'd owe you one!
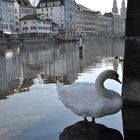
[75,0,127,14]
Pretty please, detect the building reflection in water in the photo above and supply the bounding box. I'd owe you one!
[1,38,140,139]
[0,45,21,99]
[0,38,124,99]
[0,38,128,140]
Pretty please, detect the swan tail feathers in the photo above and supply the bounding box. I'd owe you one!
[56,81,64,95]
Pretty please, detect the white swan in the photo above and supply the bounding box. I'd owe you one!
[56,70,123,122]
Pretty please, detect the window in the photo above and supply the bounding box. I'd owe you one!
[31,26,36,30]
[0,24,3,29]
[54,1,60,6]
[61,24,63,28]
[40,3,46,7]
[23,27,28,30]
[15,16,18,20]
[16,28,19,32]
[10,25,14,30]
[47,2,53,6]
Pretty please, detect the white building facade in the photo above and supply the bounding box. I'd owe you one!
[14,0,126,38]
[75,4,97,35]
[14,1,36,34]
[0,0,16,37]
[75,4,84,34]
[14,1,20,33]
[103,12,125,37]
[20,14,52,36]
[97,14,112,37]
[37,0,76,36]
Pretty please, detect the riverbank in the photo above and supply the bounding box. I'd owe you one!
[0,35,125,45]
[0,37,56,45]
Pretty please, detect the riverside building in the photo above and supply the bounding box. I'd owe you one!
[20,13,53,37]
[37,0,76,36]
[0,0,16,37]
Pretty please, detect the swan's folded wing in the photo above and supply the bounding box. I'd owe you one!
[71,82,95,87]
[59,84,100,108]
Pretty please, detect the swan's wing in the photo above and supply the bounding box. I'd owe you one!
[70,82,95,87]
[58,82,123,118]
[57,82,95,97]
[58,83,101,114]
[60,82,97,100]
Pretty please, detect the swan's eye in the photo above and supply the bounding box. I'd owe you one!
[115,73,119,78]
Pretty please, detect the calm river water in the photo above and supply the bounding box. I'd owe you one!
[0,38,125,140]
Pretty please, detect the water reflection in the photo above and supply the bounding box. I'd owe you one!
[0,38,125,139]
[0,46,21,99]
[0,38,124,99]
[60,121,123,140]
[29,74,46,90]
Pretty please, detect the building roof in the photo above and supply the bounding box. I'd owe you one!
[20,14,51,21]
[52,22,58,26]
[104,12,121,18]
[40,0,64,2]
[76,4,91,11]
[20,15,37,20]
[93,11,102,16]
[76,4,102,16]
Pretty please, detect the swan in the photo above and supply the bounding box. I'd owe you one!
[56,70,123,122]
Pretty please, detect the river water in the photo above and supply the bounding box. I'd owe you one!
[0,38,125,140]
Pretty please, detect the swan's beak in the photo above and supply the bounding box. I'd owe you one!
[116,78,121,84]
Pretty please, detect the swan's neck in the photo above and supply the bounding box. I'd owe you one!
[95,73,121,100]
[95,74,107,94]
[95,72,115,98]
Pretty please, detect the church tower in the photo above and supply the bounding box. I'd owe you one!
[121,0,127,17]
[112,0,118,14]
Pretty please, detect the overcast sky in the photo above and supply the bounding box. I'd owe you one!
[75,0,127,14]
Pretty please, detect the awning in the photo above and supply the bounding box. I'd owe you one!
[4,31,12,35]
